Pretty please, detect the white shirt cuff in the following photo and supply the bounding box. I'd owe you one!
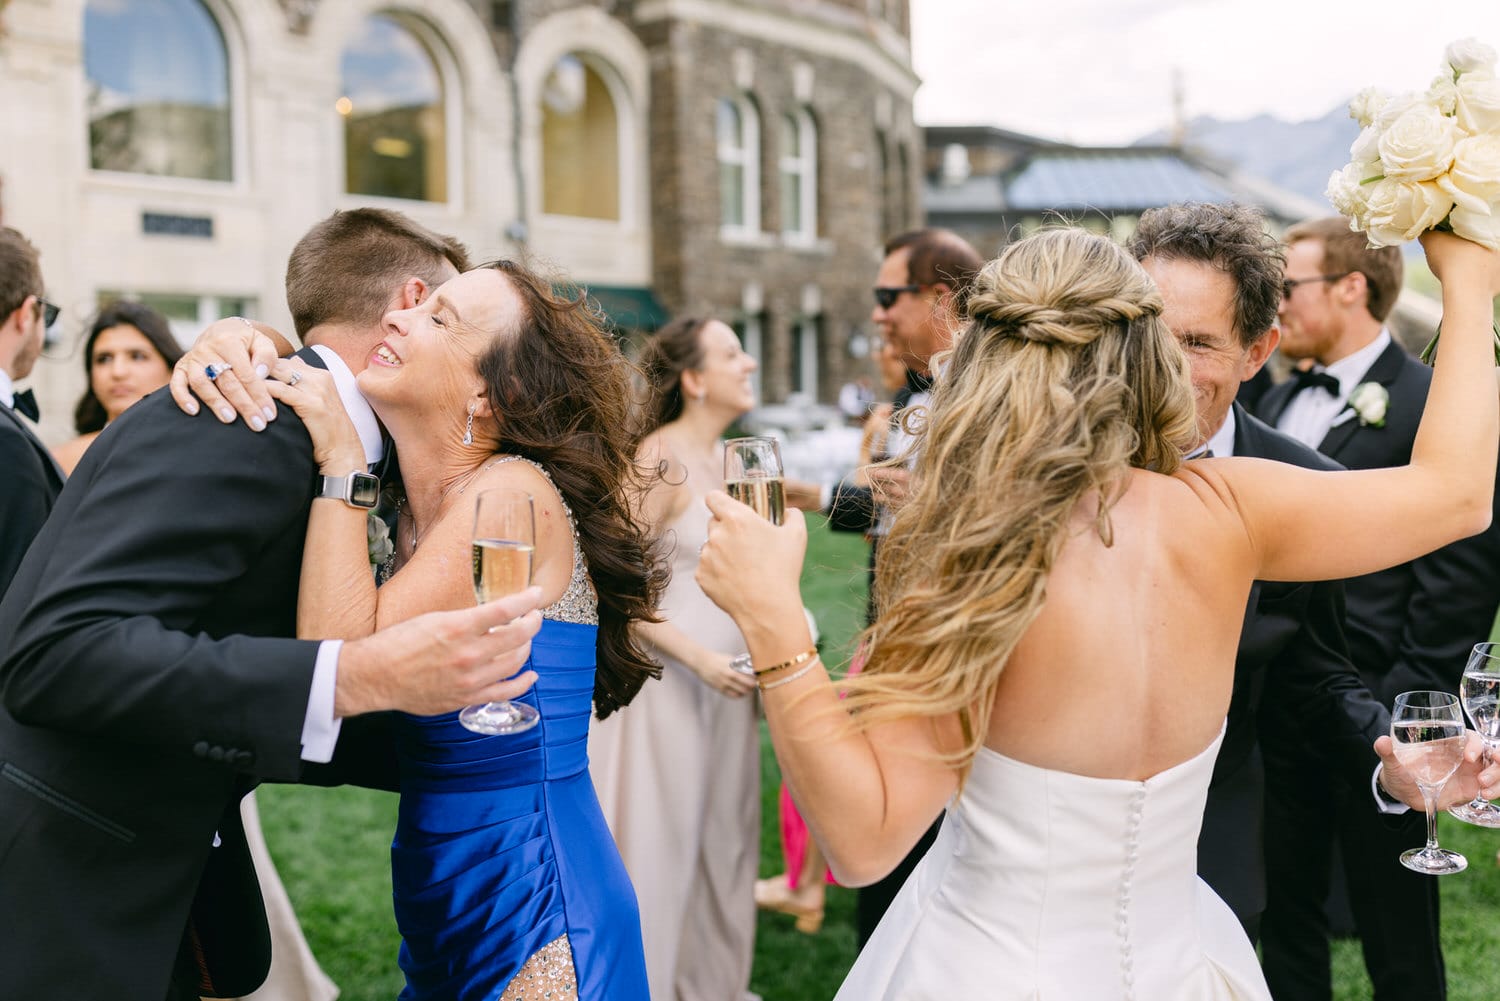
[1372,763,1411,815]
[819,483,833,511]
[300,639,344,764]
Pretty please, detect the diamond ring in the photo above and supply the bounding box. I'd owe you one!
[205,363,228,381]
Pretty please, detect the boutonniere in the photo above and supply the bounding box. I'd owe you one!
[1333,381,1389,429]
[367,511,395,566]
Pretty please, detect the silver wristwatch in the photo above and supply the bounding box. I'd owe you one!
[317,471,380,509]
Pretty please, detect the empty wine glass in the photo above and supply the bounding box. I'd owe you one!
[724,436,785,525]
[1391,690,1467,874]
[458,488,539,735]
[1450,643,1500,827]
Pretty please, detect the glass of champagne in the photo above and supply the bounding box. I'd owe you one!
[724,436,785,525]
[458,488,539,735]
[1449,643,1500,827]
[1391,690,1467,874]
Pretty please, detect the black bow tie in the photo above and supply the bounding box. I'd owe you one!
[11,388,38,422]
[906,368,934,395]
[1290,367,1340,397]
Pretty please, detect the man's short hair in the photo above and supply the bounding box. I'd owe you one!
[884,228,985,313]
[0,227,42,324]
[285,209,471,337]
[1283,216,1403,324]
[1127,202,1284,347]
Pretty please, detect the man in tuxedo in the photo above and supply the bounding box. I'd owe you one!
[0,209,543,999]
[820,227,983,944]
[1254,217,1500,1001]
[0,226,64,597]
[1127,202,1394,942]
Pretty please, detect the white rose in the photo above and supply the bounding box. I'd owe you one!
[1326,163,1372,219]
[1448,203,1500,251]
[1348,382,1389,427]
[1377,105,1459,181]
[1428,74,1459,116]
[1349,87,1389,128]
[1374,91,1427,130]
[1455,74,1500,134]
[1446,37,1499,77]
[1438,133,1500,214]
[1349,125,1383,170]
[1361,178,1453,246]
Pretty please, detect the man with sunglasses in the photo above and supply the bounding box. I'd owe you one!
[0,226,63,599]
[1255,217,1500,1001]
[821,227,984,946]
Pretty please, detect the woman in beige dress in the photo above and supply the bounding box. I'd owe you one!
[589,316,765,1000]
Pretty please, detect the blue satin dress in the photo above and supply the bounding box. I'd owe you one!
[389,461,649,1000]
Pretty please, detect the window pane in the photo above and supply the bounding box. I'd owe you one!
[780,168,802,235]
[341,15,447,202]
[85,0,231,180]
[541,56,620,220]
[720,161,744,228]
[717,100,742,151]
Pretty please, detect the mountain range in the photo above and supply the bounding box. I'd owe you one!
[1136,102,1361,210]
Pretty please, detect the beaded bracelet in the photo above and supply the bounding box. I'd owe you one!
[759,656,821,691]
[753,646,819,678]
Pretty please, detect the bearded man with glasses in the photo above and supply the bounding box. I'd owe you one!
[0,226,64,599]
[1255,217,1500,1001]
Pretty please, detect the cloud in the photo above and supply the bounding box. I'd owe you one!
[912,0,1500,143]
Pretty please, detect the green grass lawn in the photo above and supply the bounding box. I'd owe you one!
[257,516,1500,1000]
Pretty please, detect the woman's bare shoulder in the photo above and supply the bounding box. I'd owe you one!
[51,432,99,476]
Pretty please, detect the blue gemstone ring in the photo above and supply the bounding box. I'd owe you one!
[205,363,228,381]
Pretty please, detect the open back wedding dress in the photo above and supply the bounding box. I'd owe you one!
[835,725,1272,1000]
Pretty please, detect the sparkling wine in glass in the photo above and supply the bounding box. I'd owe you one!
[458,488,540,735]
[724,436,785,525]
[1391,690,1467,874]
[1450,643,1500,827]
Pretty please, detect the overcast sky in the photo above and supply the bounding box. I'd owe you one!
[910,0,1500,144]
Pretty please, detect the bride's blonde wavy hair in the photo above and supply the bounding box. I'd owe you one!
[841,228,1198,779]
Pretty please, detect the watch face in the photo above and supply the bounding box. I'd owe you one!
[350,472,381,508]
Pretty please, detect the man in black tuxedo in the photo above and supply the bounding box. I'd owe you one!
[1255,217,1500,1001]
[825,227,984,944]
[0,226,64,598]
[1128,203,1395,942]
[0,209,543,999]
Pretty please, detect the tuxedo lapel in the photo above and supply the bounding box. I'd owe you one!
[0,401,65,488]
[1315,341,1406,462]
[1255,381,1295,427]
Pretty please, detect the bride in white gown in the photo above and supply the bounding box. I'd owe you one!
[695,227,1500,1000]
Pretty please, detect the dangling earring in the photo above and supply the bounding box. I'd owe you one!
[462,401,476,446]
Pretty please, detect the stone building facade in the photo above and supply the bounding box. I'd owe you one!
[0,0,920,444]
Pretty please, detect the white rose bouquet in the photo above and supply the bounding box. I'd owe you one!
[1327,37,1500,363]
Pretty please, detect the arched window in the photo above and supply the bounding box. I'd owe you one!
[779,110,817,241]
[84,0,232,181]
[541,55,620,220]
[340,14,448,202]
[874,129,892,237]
[717,96,760,235]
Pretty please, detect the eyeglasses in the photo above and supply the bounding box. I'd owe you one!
[1281,273,1350,300]
[36,297,60,328]
[872,285,924,310]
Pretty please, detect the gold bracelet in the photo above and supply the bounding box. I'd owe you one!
[759,656,821,691]
[753,646,819,678]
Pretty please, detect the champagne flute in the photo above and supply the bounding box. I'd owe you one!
[724,436,785,525]
[1391,690,1467,874]
[458,488,540,735]
[1449,643,1500,827]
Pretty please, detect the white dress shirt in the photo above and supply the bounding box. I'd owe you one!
[0,368,15,410]
[1274,330,1392,449]
[300,345,384,763]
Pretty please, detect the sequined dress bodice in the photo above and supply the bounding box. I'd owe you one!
[835,724,1271,1001]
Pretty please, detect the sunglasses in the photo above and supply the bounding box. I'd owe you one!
[872,285,924,310]
[1281,273,1350,301]
[37,297,60,328]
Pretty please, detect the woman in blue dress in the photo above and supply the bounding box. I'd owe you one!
[273,259,662,999]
